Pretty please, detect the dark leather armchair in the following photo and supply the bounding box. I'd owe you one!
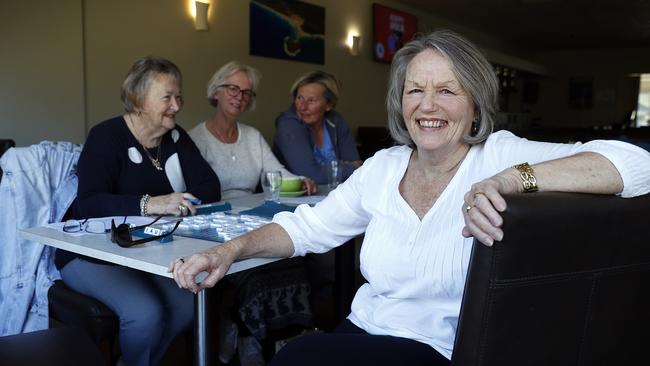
[48,280,119,364]
[0,139,15,155]
[452,192,650,365]
[0,139,15,179]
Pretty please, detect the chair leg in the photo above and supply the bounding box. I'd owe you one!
[98,340,113,366]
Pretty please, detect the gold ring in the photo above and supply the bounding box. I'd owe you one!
[473,191,487,200]
[178,204,187,215]
[465,204,473,213]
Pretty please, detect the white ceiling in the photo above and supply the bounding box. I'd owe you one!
[394,0,650,52]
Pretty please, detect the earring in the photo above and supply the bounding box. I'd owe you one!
[471,119,479,135]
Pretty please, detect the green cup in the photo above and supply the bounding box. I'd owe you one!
[281,177,302,192]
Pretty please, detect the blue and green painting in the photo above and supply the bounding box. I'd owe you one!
[250,0,325,65]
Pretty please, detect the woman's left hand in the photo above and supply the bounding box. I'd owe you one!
[461,170,519,246]
[147,192,199,217]
[302,177,318,195]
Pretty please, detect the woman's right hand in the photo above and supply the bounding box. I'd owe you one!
[168,244,238,293]
[341,159,363,169]
[301,177,318,195]
[147,192,199,216]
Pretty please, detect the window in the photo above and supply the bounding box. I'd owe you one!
[635,74,650,127]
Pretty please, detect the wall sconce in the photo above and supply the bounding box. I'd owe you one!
[349,35,361,56]
[194,1,210,31]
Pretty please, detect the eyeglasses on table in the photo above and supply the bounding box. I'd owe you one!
[62,218,110,234]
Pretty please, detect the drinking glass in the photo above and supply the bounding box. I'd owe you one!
[327,160,339,189]
[261,170,282,203]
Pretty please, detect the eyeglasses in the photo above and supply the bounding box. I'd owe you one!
[63,219,109,234]
[219,84,256,101]
[110,215,181,248]
[295,95,324,107]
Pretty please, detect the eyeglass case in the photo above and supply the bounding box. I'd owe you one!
[131,227,174,243]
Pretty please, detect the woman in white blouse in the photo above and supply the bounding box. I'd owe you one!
[171,30,650,365]
[189,61,316,199]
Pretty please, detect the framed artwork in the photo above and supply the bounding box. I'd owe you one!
[249,0,325,65]
[372,3,418,63]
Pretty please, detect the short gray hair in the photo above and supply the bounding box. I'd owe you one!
[290,71,340,108]
[206,61,261,111]
[121,56,182,113]
[386,29,499,146]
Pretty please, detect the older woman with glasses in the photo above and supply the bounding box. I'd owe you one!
[189,61,317,364]
[55,56,221,366]
[189,61,316,199]
[273,71,363,185]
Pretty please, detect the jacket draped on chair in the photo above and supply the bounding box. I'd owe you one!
[0,141,81,335]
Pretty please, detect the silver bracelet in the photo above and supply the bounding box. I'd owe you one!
[140,194,151,216]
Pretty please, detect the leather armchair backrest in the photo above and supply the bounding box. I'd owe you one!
[0,139,15,180]
[452,192,650,366]
[0,139,15,155]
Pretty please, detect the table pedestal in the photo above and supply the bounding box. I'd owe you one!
[194,287,217,366]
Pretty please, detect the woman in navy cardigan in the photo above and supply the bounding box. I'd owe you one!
[273,71,362,184]
[56,56,220,366]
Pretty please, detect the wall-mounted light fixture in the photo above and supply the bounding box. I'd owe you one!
[350,35,361,56]
[347,32,361,56]
[194,1,210,31]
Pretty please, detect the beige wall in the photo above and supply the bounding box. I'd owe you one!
[0,0,85,146]
[0,0,521,147]
[83,0,398,142]
[4,0,647,147]
[82,0,519,140]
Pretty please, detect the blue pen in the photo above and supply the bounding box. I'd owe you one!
[189,198,202,205]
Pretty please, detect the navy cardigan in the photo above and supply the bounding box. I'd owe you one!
[272,105,360,184]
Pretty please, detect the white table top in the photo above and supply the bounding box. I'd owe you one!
[19,192,326,279]
[20,225,279,278]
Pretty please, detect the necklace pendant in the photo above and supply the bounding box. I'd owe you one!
[151,159,163,171]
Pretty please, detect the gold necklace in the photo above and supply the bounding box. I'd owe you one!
[127,115,163,171]
[142,142,163,171]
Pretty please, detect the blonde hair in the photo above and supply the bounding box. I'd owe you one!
[290,71,340,108]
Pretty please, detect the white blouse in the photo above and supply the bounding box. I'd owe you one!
[272,130,650,359]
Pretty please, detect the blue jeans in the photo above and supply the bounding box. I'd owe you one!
[60,258,193,366]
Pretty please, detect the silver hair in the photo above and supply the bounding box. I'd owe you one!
[121,56,182,113]
[386,29,499,146]
[206,61,261,111]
